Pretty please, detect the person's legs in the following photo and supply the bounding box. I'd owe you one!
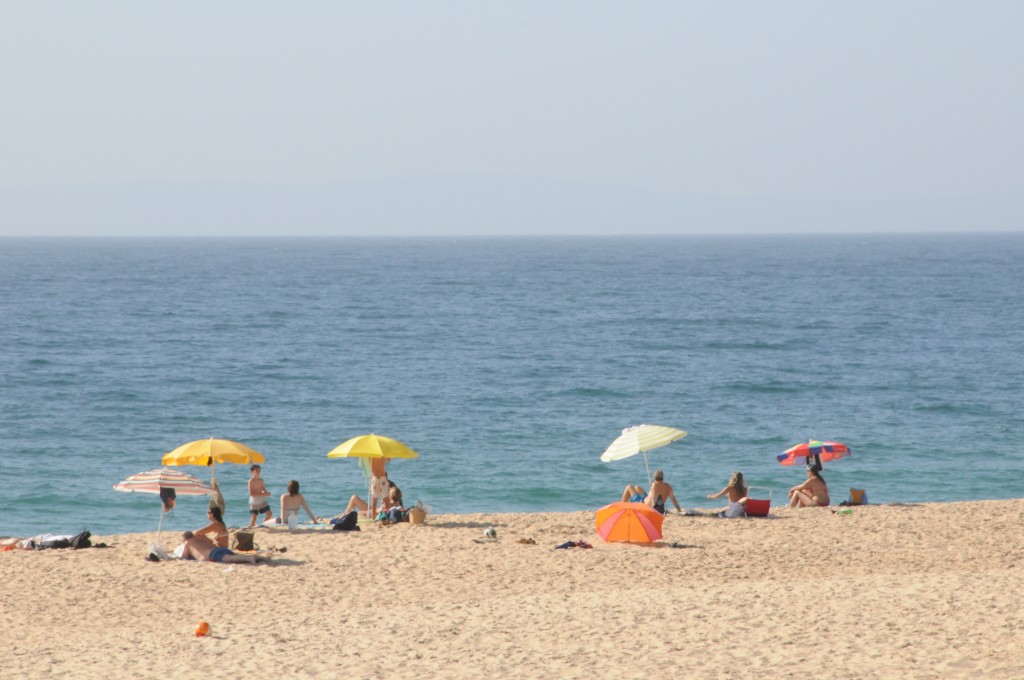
[248,507,259,527]
[791,490,815,508]
[344,495,368,515]
[622,485,645,503]
[263,505,273,523]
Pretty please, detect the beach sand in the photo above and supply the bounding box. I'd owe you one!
[3,499,1023,679]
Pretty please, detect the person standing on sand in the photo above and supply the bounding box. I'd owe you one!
[247,464,273,527]
[368,458,389,519]
[180,531,270,564]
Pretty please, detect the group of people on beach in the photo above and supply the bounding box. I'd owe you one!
[179,459,409,565]
[620,456,830,519]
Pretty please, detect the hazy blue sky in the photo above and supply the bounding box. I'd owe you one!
[1,2,1021,236]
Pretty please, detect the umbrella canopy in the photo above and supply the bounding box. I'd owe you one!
[113,467,217,496]
[162,438,265,468]
[595,502,664,543]
[326,434,420,460]
[114,468,215,545]
[599,424,687,485]
[777,440,851,467]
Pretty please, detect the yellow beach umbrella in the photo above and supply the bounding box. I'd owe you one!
[162,437,265,478]
[326,434,420,460]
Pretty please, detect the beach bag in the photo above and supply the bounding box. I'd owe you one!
[233,531,255,551]
[331,511,360,532]
[409,500,427,525]
[70,530,91,549]
[848,488,867,505]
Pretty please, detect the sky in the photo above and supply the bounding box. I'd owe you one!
[1,2,1022,236]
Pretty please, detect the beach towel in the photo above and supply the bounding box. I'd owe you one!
[722,501,745,518]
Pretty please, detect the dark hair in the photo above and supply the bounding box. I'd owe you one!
[250,464,261,472]
[390,484,403,507]
[208,506,223,523]
[287,480,299,496]
[183,531,194,539]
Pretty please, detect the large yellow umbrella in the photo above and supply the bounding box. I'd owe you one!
[162,437,265,479]
[325,434,420,460]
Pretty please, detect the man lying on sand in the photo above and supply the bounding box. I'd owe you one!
[180,531,271,565]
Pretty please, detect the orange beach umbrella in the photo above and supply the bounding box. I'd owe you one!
[595,502,664,543]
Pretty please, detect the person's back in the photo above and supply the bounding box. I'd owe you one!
[647,470,682,514]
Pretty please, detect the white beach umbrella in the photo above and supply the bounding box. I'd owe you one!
[599,424,688,485]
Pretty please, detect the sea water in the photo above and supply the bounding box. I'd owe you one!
[1,234,1022,536]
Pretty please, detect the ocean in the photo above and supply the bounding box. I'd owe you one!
[1,234,1022,537]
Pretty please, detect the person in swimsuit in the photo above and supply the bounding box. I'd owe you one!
[620,469,681,514]
[180,531,271,564]
[247,464,273,527]
[279,480,319,525]
[194,506,230,547]
[707,471,750,517]
[341,480,402,519]
[788,467,830,508]
[368,458,389,520]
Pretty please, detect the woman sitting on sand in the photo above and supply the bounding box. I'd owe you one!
[788,467,830,508]
[279,480,319,524]
[707,471,749,517]
[195,506,229,547]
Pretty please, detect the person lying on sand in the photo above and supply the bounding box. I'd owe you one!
[788,467,830,508]
[180,531,271,565]
[621,469,682,514]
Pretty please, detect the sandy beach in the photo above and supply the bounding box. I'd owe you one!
[3,499,1023,679]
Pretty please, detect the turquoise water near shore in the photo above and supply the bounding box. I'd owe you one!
[1,234,1022,536]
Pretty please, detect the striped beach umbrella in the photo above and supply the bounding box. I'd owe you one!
[599,424,688,485]
[114,468,216,543]
[777,440,851,467]
[595,502,664,543]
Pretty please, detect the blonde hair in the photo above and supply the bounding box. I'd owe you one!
[728,471,748,497]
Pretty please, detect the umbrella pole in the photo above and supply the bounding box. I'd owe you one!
[643,452,652,488]
[156,503,164,548]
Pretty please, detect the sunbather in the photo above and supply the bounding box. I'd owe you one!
[341,480,403,519]
[279,480,319,524]
[194,506,229,547]
[707,471,750,517]
[788,467,830,508]
[180,531,271,564]
[620,469,681,514]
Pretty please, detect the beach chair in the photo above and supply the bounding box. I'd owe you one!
[744,486,772,517]
[848,488,867,505]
